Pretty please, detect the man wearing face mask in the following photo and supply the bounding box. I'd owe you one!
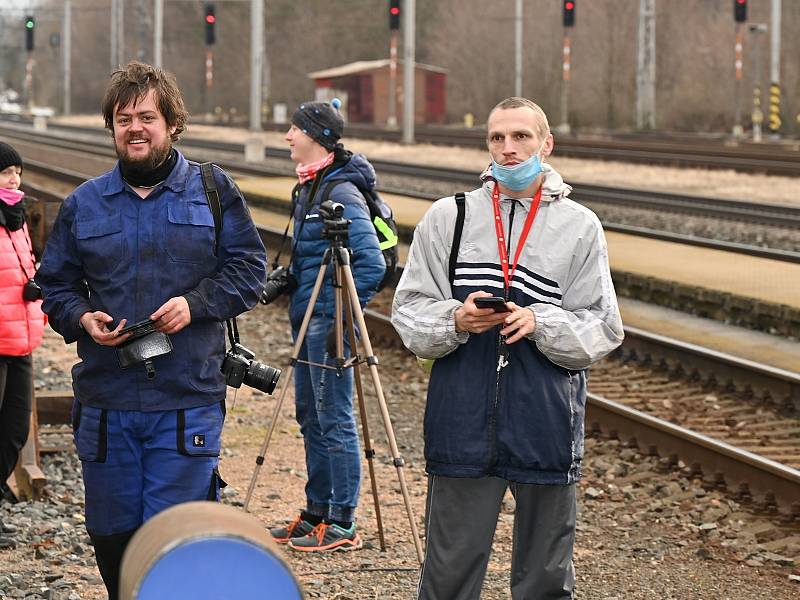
[392,97,624,599]
[36,61,266,599]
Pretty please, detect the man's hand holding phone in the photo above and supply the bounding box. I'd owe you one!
[455,292,537,341]
[79,311,130,346]
[455,292,511,334]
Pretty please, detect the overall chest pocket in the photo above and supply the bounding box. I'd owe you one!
[166,202,216,263]
[75,213,125,274]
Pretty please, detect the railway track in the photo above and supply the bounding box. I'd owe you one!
[6,112,800,177]
[5,123,800,263]
[258,222,800,519]
[361,307,800,520]
[11,127,800,521]
[262,122,800,178]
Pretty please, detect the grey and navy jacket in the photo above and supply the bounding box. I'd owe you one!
[288,150,385,327]
[391,164,623,484]
[36,152,267,411]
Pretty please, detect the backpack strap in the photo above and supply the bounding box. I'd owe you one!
[200,162,222,255]
[320,178,344,206]
[449,192,466,293]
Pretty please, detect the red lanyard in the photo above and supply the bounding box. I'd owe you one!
[491,183,542,291]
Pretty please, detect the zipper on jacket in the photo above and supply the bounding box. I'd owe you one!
[488,199,517,470]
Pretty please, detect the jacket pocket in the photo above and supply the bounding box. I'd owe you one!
[75,212,125,274]
[73,404,108,463]
[166,202,216,263]
[176,402,225,457]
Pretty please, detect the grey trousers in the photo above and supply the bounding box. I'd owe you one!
[417,475,576,600]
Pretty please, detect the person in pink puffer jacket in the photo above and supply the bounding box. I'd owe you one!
[0,141,46,548]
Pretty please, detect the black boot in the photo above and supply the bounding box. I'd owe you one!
[89,529,137,600]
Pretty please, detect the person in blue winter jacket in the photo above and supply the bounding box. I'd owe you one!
[35,61,266,599]
[267,98,385,553]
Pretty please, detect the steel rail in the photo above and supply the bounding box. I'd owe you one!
[361,311,800,516]
[5,122,798,230]
[25,168,800,517]
[262,122,800,178]
[24,174,796,408]
[14,127,800,263]
[585,392,800,517]
[5,113,800,175]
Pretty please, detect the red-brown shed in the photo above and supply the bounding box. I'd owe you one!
[308,60,447,126]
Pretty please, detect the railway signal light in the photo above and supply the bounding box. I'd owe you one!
[734,0,747,23]
[204,3,216,45]
[25,16,35,52]
[563,1,576,28]
[389,0,401,31]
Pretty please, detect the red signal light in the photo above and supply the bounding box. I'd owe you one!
[563,0,576,27]
[205,15,216,24]
[734,0,747,22]
[389,0,401,30]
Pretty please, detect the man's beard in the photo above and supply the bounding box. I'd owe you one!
[115,135,172,177]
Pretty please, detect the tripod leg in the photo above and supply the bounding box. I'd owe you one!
[243,253,331,513]
[342,284,387,551]
[338,258,424,564]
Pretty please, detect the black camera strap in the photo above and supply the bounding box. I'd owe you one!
[225,317,241,347]
[4,227,35,280]
[272,165,333,270]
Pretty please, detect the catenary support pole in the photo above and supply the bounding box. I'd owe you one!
[514,0,522,97]
[154,0,163,69]
[63,0,71,115]
[111,0,118,71]
[635,0,656,130]
[250,0,264,131]
[768,0,781,137]
[401,0,416,144]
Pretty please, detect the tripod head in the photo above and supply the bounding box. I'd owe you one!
[320,200,351,246]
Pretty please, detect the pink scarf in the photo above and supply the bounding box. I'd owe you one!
[295,152,334,184]
[0,188,24,206]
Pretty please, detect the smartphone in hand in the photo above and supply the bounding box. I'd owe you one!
[474,296,510,313]
[118,318,158,338]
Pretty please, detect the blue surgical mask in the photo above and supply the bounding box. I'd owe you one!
[491,139,548,192]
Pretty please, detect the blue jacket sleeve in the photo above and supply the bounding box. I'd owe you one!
[332,183,385,306]
[183,167,267,320]
[36,194,92,344]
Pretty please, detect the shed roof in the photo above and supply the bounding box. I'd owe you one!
[308,59,447,80]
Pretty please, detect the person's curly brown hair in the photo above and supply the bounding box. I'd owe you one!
[101,61,189,142]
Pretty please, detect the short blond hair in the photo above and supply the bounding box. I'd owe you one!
[487,97,550,141]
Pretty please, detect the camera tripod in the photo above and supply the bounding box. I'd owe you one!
[244,206,423,564]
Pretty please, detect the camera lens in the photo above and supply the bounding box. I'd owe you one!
[259,267,298,306]
[260,279,285,306]
[243,361,281,394]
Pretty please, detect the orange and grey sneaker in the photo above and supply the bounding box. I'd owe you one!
[269,515,316,544]
[287,522,363,552]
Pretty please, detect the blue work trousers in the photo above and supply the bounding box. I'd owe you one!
[73,401,226,536]
[293,315,361,523]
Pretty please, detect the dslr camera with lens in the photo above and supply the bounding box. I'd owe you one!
[221,342,281,394]
[260,265,297,306]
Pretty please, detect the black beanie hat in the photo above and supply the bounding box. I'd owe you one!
[0,142,22,173]
[291,98,344,151]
